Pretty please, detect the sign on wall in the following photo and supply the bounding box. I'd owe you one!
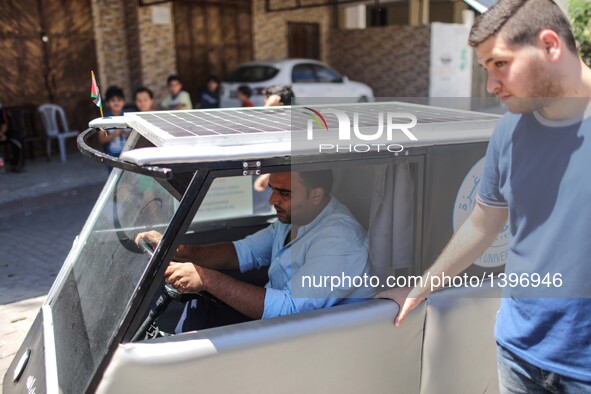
[429,22,473,99]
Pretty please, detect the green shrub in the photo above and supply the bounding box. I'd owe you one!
[568,0,591,66]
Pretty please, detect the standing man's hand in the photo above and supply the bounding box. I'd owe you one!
[164,262,205,293]
[395,295,424,327]
[376,287,425,326]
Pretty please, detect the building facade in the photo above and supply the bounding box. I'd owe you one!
[1,0,471,131]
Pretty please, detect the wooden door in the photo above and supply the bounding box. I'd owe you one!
[0,0,98,133]
[174,0,253,106]
[288,22,320,60]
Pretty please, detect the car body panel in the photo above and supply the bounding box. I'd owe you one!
[2,313,46,394]
[96,284,501,394]
[97,300,424,394]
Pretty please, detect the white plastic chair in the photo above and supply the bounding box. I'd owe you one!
[38,104,79,162]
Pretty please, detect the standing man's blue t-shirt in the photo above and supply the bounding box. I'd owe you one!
[477,109,591,382]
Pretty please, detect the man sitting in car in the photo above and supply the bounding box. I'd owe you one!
[136,170,375,332]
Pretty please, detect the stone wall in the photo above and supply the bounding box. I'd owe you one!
[91,1,431,103]
[91,1,176,105]
[124,0,142,92]
[136,5,177,104]
[249,2,431,98]
[92,0,131,95]
[329,25,431,98]
[252,0,332,61]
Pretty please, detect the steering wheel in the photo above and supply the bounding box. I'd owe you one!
[136,238,182,299]
[132,236,204,341]
[137,238,156,257]
[111,175,166,255]
[132,238,185,341]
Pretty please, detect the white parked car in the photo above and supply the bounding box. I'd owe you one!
[220,58,374,107]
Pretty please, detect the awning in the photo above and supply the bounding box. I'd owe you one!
[464,0,496,13]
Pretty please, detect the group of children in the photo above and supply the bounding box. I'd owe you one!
[100,75,294,159]
[99,75,192,158]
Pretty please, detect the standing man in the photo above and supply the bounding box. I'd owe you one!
[391,0,591,392]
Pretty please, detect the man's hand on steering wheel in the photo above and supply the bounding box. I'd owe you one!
[164,262,206,293]
[135,230,192,262]
[135,230,163,250]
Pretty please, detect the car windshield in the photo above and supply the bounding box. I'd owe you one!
[227,65,279,83]
[46,169,178,393]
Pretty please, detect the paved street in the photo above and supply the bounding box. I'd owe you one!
[0,153,106,390]
[0,200,95,304]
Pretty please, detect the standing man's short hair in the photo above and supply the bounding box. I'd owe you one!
[468,0,578,54]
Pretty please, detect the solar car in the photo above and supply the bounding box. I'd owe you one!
[4,102,506,393]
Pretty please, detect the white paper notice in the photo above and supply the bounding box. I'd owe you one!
[193,176,254,222]
[152,6,171,25]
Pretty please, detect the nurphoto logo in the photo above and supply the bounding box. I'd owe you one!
[302,107,419,153]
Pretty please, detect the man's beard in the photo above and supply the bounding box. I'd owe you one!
[503,61,563,114]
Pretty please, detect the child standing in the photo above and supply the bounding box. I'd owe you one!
[99,86,130,158]
[237,85,253,107]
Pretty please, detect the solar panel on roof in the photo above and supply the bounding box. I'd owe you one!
[124,103,499,148]
[126,108,295,147]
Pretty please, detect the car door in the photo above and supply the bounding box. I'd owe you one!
[290,62,322,100]
[310,63,354,98]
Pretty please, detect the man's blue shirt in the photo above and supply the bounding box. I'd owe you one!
[234,196,375,318]
[478,109,591,382]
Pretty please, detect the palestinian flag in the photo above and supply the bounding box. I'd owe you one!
[91,70,102,109]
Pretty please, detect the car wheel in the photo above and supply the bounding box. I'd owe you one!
[358,96,369,102]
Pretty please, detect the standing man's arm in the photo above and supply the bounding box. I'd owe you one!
[391,203,508,326]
